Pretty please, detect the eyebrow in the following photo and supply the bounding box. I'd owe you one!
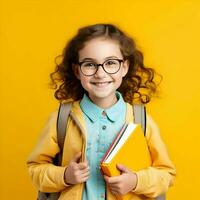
[80,56,120,62]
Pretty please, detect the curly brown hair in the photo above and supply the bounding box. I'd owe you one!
[50,23,162,104]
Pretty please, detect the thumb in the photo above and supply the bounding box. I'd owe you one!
[71,152,82,163]
[116,164,131,173]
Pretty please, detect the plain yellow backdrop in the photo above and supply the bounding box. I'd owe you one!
[1,0,200,199]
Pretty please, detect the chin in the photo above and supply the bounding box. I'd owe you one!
[93,92,114,99]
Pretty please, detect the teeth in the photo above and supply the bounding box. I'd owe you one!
[96,83,107,85]
[93,82,111,86]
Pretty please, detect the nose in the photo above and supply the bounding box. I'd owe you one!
[94,65,107,78]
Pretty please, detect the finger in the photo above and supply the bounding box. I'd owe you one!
[104,175,109,182]
[108,182,120,187]
[80,175,89,183]
[108,184,119,190]
[116,164,130,173]
[104,175,119,184]
[110,188,119,195]
[80,171,90,179]
[71,152,82,163]
[80,166,90,174]
[80,167,90,175]
[72,167,89,181]
[78,162,89,170]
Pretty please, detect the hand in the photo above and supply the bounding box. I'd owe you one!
[64,152,90,185]
[104,164,138,196]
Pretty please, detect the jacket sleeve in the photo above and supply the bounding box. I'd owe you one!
[132,114,176,198]
[26,111,70,193]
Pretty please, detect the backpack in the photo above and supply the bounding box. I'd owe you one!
[37,103,166,200]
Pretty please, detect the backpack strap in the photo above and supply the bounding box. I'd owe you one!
[133,104,146,135]
[56,102,72,165]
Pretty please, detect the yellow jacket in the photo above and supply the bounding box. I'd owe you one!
[27,101,176,200]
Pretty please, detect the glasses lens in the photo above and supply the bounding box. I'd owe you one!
[81,62,97,75]
[80,59,122,76]
[103,59,120,73]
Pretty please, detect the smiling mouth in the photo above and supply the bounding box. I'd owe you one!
[91,81,113,86]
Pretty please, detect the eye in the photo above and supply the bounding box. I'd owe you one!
[105,60,118,66]
[82,62,96,67]
[107,61,114,65]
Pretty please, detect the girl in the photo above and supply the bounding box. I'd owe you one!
[27,23,176,200]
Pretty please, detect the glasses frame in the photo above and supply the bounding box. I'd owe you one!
[77,58,125,76]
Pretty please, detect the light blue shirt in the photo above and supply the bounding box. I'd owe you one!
[80,92,126,200]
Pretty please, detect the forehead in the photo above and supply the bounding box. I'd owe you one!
[78,37,122,61]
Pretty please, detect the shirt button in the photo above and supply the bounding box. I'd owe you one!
[102,125,106,130]
[102,111,106,116]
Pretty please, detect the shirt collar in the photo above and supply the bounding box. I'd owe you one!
[80,91,126,123]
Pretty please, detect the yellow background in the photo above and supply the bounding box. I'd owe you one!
[0,0,200,199]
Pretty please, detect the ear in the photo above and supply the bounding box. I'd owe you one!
[72,64,81,80]
[122,59,129,77]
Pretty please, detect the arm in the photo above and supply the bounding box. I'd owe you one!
[26,111,69,192]
[133,114,176,198]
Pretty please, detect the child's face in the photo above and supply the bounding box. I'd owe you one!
[73,37,129,106]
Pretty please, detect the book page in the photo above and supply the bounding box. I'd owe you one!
[103,123,128,161]
[104,123,137,163]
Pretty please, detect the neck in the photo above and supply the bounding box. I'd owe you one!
[89,95,118,109]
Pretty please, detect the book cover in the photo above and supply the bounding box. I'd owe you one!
[100,123,152,200]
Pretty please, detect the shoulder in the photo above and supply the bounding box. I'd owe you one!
[47,100,82,122]
[125,102,160,139]
[145,113,161,142]
[57,100,83,121]
[146,114,159,131]
[44,100,77,126]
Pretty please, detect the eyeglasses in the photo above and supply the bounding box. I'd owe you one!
[77,58,124,76]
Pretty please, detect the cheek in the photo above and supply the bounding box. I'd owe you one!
[113,74,123,86]
[114,70,124,81]
[80,76,90,88]
[117,77,123,86]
